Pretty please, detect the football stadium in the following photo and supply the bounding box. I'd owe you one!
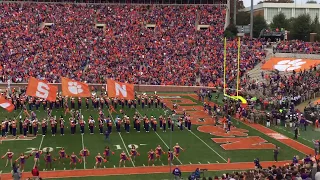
[0,0,320,179]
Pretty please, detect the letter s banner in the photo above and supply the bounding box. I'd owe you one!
[26,77,58,102]
[107,79,134,100]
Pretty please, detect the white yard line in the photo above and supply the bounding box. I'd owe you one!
[275,126,312,143]
[108,109,135,167]
[136,110,183,165]
[15,110,23,119]
[81,133,86,169]
[188,130,227,162]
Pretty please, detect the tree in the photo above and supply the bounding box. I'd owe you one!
[236,12,250,25]
[311,15,320,40]
[253,15,268,38]
[224,24,238,38]
[306,0,317,3]
[291,14,312,41]
[270,12,290,30]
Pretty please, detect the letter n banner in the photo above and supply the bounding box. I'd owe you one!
[26,77,58,102]
[107,79,134,100]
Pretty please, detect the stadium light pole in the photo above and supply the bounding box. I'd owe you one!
[250,0,253,38]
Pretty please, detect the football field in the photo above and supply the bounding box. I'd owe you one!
[0,93,312,179]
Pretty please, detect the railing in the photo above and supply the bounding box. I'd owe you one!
[273,48,320,54]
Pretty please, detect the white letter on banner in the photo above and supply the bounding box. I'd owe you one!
[115,83,127,97]
[36,82,49,99]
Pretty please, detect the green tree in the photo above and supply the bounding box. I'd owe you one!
[291,14,312,41]
[311,15,320,41]
[236,12,250,25]
[224,24,238,38]
[253,15,268,38]
[270,12,289,30]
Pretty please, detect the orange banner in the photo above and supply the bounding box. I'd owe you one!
[262,58,320,71]
[26,77,58,102]
[107,79,134,100]
[0,96,15,112]
[61,77,91,97]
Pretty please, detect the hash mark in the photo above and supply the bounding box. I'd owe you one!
[198,162,201,164]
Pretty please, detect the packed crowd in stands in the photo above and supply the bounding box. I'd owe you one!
[0,2,266,88]
[274,40,320,54]
[197,160,320,180]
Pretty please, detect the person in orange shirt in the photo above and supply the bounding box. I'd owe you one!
[315,119,319,129]
[109,105,117,113]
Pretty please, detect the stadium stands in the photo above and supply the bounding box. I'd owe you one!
[274,40,320,54]
[0,2,266,88]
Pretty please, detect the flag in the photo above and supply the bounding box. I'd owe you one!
[26,77,58,102]
[0,96,15,112]
[107,79,134,100]
[61,77,91,97]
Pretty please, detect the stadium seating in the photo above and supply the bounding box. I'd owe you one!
[0,2,266,88]
[275,40,320,54]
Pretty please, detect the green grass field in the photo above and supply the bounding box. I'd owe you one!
[0,93,312,179]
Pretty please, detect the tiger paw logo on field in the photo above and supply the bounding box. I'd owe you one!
[274,59,306,71]
[68,82,84,95]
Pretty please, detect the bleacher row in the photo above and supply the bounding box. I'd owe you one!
[275,40,320,54]
[0,2,267,88]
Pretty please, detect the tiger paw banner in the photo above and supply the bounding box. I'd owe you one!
[107,79,134,100]
[61,77,91,97]
[26,77,58,102]
[0,96,15,112]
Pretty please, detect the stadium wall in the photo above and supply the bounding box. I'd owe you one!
[0,83,225,93]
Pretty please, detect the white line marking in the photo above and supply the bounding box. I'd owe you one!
[114,165,116,168]
[81,133,86,169]
[188,130,227,162]
[143,164,145,167]
[207,161,210,164]
[103,166,105,168]
[108,109,135,167]
[189,162,192,164]
[198,162,201,164]
[216,161,220,163]
[136,109,183,164]
[162,163,165,166]
[64,168,66,170]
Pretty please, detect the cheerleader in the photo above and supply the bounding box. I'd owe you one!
[155,145,165,161]
[173,143,184,158]
[58,148,68,164]
[31,149,42,166]
[95,153,106,168]
[1,149,14,167]
[15,153,29,171]
[44,151,54,170]
[69,152,80,169]
[148,149,155,166]
[103,146,114,161]
[167,149,174,165]
[119,151,129,167]
[130,145,140,162]
[80,147,90,163]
